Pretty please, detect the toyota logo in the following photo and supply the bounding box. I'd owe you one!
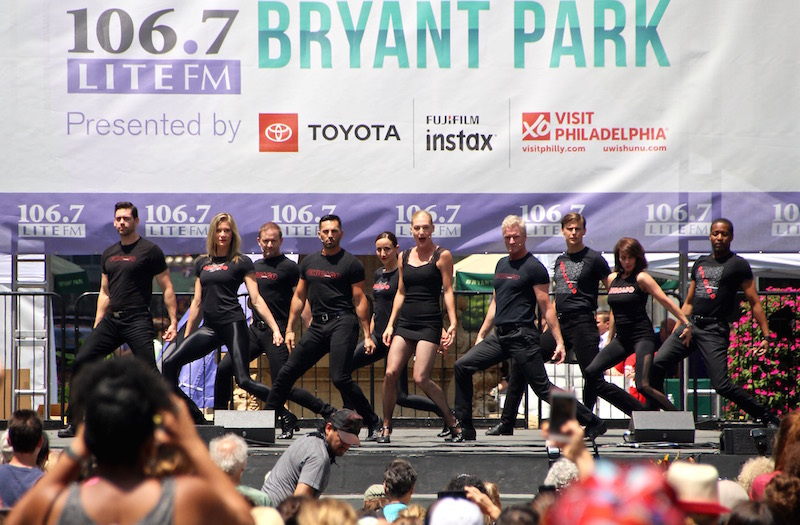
[265,123,293,143]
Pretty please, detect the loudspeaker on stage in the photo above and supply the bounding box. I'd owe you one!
[629,411,696,443]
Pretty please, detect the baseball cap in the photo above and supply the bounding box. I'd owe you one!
[328,409,363,446]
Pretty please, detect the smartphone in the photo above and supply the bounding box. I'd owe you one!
[548,391,577,443]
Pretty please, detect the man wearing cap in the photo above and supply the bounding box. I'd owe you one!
[261,408,362,506]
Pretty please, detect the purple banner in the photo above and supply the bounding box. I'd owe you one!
[3,193,798,255]
[67,59,240,94]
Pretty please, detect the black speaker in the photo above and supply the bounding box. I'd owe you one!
[629,411,695,443]
[720,427,777,455]
[213,410,277,444]
[194,425,226,444]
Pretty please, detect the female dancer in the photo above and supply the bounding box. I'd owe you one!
[162,212,284,423]
[380,210,459,442]
[350,232,447,437]
[584,237,692,411]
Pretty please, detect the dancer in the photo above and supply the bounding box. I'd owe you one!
[552,212,633,412]
[350,232,446,436]
[583,237,692,412]
[161,212,284,424]
[264,215,381,440]
[58,201,177,438]
[380,210,459,443]
[214,222,334,439]
[651,219,780,426]
[452,216,607,442]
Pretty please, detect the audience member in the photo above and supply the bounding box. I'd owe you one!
[261,409,362,506]
[750,409,800,500]
[0,409,44,508]
[717,479,750,518]
[542,458,579,491]
[726,500,779,525]
[251,506,285,525]
[211,433,271,506]
[277,495,309,525]
[425,497,483,525]
[6,358,255,525]
[495,505,536,525]
[762,473,800,523]
[548,461,684,525]
[737,456,774,495]
[666,462,727,525]
[397,504,426,520]
[296,498,358,525]
[382,459,417,522]
[363,483,388,512]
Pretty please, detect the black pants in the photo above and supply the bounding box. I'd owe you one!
[651,321,771,420]
[583,324,656,415]
[214,323,333,415]
[453,326,599,429]
[559,314,605,410]
[351,334,442,416]
[67,312,157,422]
[265,315,378,424]
[162,320,272,417]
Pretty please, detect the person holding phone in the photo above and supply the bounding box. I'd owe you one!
[451,215,606,442]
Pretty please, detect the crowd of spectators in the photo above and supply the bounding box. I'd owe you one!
[2,358,800,524]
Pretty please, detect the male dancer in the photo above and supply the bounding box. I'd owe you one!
[651,218,780,426]
[214,222,335,438]
[552,212,646,415]
[58,201,177,437]
[264,215,381,440]
[452,216,606,441]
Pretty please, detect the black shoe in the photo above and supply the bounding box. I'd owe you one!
[584,419,607,441]
[364,418,381,442]
[437,410,456,437]
[376,426,392,444]
[277,412,299,439]
[760,413,781,429]
[57,424,76,438]
[486,422,514,436]
[445,422,477,443]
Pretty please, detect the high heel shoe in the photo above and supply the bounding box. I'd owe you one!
[376,426,392,444]
[437,410,456,437]
[444,419,476,443]
[277,412,300,440]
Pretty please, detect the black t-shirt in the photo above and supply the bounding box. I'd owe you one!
[253,255,299,327]
[606,272,650,326]
[553,247,611,314]
[691,252,753,319]
[101,237,168,311]
[195,254,255,324]
[300,250,365,314]
[494,253,549,326]
[372,267,398,335]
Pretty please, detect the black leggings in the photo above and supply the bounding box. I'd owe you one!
[351,335,442,416]
[584,325,675,412]
[162,320,271,414]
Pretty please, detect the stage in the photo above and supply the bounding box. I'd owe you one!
[48,421,763,506]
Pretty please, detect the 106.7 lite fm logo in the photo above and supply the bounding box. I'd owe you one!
[66,7,240,94]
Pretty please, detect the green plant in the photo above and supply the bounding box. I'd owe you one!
[725,288,800,419]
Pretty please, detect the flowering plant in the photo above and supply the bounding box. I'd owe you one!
[725,287,800,419]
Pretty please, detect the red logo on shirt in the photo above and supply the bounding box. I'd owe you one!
[203,264,229,272]
[307,269,342,279]
[495,273,520,280]
[255,271,278,281]
[373,282,391,291]
[108,255,137,262]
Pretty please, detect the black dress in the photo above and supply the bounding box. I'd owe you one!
[394,247,443,344]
